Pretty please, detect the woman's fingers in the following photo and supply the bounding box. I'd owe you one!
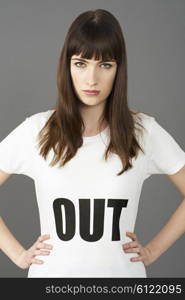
[122,232,143,261]
[123,247,140,253]
[33,234,53,250]
[122,241,139,249]
[122,232,140,249]
[28,234,54,266]
[36,242,53,250]
[122,232,151,264]
[34,249,50,256]
[121,232,156,266]
[126,232,138,241]
[37,234,50,242]
[31,258,44,264]
[130,255,145,262]
[16,234,54,268]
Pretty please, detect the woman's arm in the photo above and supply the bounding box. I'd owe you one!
[0,216,25,265]
[0,169,26,264]
[123,165,185,266]
[144,198,185,261]
[0,216,53,269]
[0,169,54,270]
[146,165,185,261]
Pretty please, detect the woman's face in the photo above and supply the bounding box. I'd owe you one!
[70,54,117,107]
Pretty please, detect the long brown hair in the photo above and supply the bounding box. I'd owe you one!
[37,9,146,176]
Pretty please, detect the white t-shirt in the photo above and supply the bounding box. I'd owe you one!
[0,110,185,278]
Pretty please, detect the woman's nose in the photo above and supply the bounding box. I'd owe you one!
[86,69,98,85]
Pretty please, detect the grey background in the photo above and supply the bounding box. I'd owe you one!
[0,0,185,277]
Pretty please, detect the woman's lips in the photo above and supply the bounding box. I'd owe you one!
[83,90,100,96]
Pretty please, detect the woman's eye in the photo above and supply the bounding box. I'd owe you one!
[74,62,112,69]
[74,62,85,68]
[101,63,112,69]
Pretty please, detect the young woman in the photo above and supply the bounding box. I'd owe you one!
[0,9,185,278]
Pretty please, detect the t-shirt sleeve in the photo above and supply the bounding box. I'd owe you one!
[144,117,185,179]
[0,116,35,179]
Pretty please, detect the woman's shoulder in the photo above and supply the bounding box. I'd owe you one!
[23,109,55,137]
[131,109,155,128]
[26,109,55,127]
[28,109,55,121]
[131,110,156,143]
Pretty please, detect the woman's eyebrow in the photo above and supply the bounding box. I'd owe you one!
[71,58,116,63]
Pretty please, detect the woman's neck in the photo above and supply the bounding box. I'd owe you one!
[82,120,108,137]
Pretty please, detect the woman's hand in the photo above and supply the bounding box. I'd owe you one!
[15,234,53,269]
[122,232,157,267]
